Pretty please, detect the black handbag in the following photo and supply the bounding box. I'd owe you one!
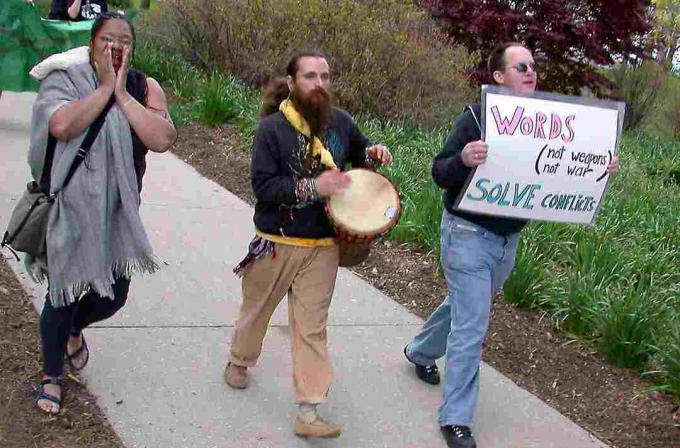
[1,99,115,259]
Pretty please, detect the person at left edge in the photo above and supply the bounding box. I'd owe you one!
[29,11,176,415]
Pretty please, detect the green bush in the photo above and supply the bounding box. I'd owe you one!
[503,225,553,310]
[652,326,680,401]
[596,281,670,371]
[645,75,680,139]
[609,61,668,132]
[109,0,132,9]
[193,76,241,126]
[137,0,475,127]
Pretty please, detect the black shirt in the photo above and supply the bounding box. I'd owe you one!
[49,0,108,21]
[432,103,527,236]
[252,108,371,239]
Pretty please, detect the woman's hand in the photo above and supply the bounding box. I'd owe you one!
[94,43,116,94]
[114,45,132,102]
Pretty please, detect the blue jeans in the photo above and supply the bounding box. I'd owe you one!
[406,211,520,426]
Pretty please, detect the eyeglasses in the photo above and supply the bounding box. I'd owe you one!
[97,35,133,46]
[504,62,537,73]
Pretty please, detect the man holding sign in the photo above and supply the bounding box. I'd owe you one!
[403,42,619,448]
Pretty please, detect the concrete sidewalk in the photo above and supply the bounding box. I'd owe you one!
[0,91,607,448]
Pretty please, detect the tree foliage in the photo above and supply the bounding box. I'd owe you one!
[649,0,680,67]
[420,0,652,94]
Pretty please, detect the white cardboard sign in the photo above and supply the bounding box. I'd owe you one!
[455,86,625,224]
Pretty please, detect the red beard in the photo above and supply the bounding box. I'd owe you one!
[291,87,333,137]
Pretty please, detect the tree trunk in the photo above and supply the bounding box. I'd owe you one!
[140,0,151,9]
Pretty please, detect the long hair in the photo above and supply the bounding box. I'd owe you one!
[260,77,290,118]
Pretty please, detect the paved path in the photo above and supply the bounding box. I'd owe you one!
[0,91,607,447]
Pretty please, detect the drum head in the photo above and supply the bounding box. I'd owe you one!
[326,169,401,237]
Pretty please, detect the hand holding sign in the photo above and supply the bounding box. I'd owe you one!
[462,141,489,167]
[607,155,620,174]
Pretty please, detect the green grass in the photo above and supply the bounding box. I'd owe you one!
[134,40,680,402]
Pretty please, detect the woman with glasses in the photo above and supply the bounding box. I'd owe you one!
[28,11,176,415]
[49,0,108,21]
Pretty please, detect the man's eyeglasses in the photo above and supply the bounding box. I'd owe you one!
[505,62,537,73]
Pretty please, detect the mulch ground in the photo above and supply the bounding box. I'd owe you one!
[170,122,680,448]
[0,260,124,448]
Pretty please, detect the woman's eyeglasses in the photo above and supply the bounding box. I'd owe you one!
[97,35,133,46]
[505,62,537,73]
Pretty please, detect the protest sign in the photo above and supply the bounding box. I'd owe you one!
[455,86,625,224]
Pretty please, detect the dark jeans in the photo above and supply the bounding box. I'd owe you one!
[40,277,130,377]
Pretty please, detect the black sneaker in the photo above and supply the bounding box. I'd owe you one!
[440,425,476,448]
[403,346,440,385]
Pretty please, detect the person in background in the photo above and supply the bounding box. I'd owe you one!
[49,0,108,21]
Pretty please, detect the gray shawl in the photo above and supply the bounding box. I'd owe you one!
[28,62,158,307]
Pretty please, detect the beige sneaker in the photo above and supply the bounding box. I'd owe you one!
[294,416,342,438]
[224,362,249,389]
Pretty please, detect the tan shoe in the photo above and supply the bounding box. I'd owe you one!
[224,362,249,389]
[294,416,342,438]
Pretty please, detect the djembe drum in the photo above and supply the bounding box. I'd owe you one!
[325,169,402,267]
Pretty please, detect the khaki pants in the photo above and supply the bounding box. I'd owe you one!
[229,243,339,404]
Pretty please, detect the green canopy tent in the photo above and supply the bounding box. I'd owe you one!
[0,0,136,92]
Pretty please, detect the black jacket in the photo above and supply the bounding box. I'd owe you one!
[432,104,526,236]
[252,108,370,239]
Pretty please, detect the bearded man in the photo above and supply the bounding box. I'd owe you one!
[224,49,393,439]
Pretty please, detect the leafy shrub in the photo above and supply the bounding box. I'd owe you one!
[503,225,552,310]
[652,326,680,401]
[109,0,132,9]
[596,281,670,371]
[137,0,475,127]
[609,61,668,132]
[193,76,240,126]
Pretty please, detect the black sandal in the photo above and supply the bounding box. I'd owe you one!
[37,377,62,414]
[66,333,89,371]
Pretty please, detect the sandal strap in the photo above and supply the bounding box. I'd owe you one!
[66,342,87,360]
[38,389,61,406]
[66,335,89,372]
[40,377,60,386]
[38,379,62,408]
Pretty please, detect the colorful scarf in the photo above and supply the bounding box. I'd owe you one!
[279,99,337,170]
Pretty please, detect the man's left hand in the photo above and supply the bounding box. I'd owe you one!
[367,145,393,166]
[606,155,620,174]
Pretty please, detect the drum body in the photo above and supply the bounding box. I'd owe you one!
[325,169,401,267]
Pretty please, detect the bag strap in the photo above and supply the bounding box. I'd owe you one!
[60,98,116,190]
[466,105,482,133]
